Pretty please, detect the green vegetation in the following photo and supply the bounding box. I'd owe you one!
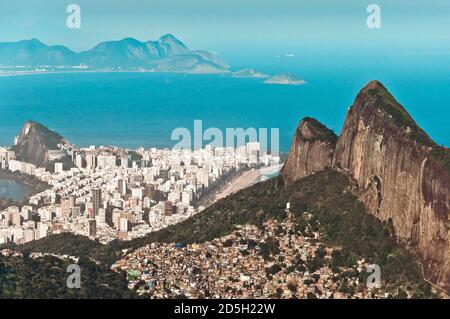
[8,233,104,258]
[285,171,435,297]
[363,81,450,174]
[300,117,338,146]
[364,82,432,145]
[0,254,139,298]
[430,147,450,173]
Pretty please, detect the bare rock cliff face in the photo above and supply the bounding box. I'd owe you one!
[333,81,450,290]
[12,121,67,167]
[281,117,337,185]
[281,80,450,290]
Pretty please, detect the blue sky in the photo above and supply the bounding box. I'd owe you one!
[0,0,449,57]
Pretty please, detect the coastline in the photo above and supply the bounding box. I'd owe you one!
[195,164,282,209]
[212,164,282,202]
[0,69,230,78]
[0,70,158,78]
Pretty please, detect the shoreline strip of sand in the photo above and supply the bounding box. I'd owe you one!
[213,164,282,202]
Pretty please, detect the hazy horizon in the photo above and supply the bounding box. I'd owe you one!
[1,0,449,56]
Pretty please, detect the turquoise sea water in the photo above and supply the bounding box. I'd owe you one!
[0,179,29,200]
[0,56,449,152]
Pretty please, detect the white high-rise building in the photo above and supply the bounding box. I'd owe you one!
[246,142,260,164]
[23,228,36,243]
[21,206,33,221]
[86,153,96,170]
[182,191,191,205]
[37,222,49,239]
[54,162,64,174]
[87,219,97,237]
[96,208,106,225]
[75,154,84,168]
[119,217,130,232]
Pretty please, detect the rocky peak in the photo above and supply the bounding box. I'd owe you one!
[282,80,450,291]
[281,117,337,185]
[157,33,190,56]
[333,83,450,283]
[344,84,449,290]
[351,80,435,147]
[297,117,338,143]
[12,121,69,168]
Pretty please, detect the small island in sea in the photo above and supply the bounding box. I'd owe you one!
[264,73,306,85]
[232,69,269,78]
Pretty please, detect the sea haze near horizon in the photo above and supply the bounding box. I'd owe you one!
[0,54,449,152]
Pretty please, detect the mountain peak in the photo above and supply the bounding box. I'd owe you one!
[118,37,143,44]
[356,80,397,105]
[361,80,386,91]
[0,35,228,73]
[24,120,46,128]
[20,38,46,47]
[12,121,68,168]
[353,80,434,147]
[281,117,336,185]
[28,38,43,43]
[159,33,179,41]
[21,121,45,137]
[297,117,338,144]
[158,33,187,47]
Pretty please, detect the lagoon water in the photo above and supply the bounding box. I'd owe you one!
[0,179,29,201]
[0,56,449,152]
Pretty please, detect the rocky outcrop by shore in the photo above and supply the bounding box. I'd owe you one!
[11,121,72,170]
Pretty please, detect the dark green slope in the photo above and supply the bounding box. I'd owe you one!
[0,254,139,299]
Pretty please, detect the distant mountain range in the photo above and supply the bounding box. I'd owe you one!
[0,34,229,74]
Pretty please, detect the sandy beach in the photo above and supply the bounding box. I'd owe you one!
[213,164,282,201]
